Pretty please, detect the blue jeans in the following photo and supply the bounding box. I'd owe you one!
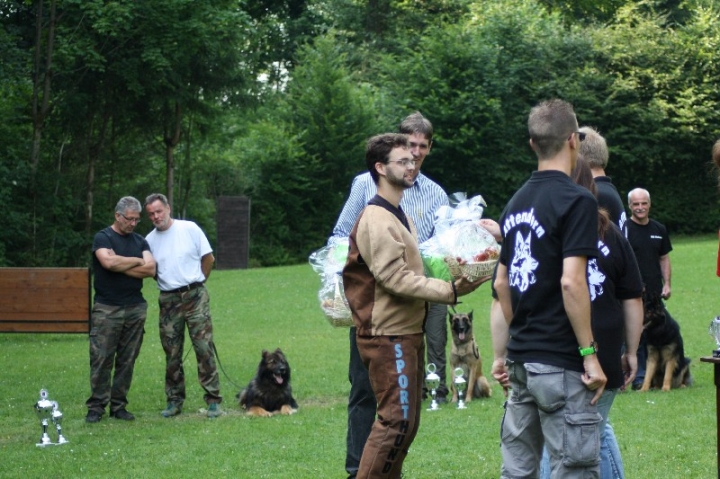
[540,389,624,478]
[633,333,648,387]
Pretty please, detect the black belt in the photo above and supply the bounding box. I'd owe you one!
[162,282,205,294]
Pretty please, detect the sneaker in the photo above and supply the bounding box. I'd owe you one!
[161,403,181,418]
[86,410,103,423]
[631,381,643,391]
[207,403,221,418]
[110,409,135,421]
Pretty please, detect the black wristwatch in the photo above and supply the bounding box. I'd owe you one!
[578,341,598,357]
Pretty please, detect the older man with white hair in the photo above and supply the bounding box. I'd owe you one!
[625,187,673,390]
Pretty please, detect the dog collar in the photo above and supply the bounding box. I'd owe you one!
[578,341,598,357]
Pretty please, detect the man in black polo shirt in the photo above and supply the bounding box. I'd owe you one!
[625,187,672,389]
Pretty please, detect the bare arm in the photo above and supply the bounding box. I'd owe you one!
[493,262,513,325]
[660,254,671,299]
[124,250,156,279]
[561,255,606,404]
[620,296,644,387]
[95,248,144,273]
[490,298,511,396]
[201,253,215,281]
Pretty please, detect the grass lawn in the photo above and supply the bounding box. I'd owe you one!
[1,234,718,478]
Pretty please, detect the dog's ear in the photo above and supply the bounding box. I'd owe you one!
[448,312,454,323]
[262,349,269,358]
[468,310,474,322]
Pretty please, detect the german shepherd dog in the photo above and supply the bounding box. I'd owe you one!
[640,293,692,392]
[449,311,491,402]
[237,348,299,417]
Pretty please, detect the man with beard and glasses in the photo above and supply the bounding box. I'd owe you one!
[343,133,487,479]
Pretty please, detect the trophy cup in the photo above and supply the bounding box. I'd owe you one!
[34,389,54,447]
[34,389,68,446]
[453,367,468,410]
[709,316,720,358]
[52,404,69,445]
[425,363,441,411]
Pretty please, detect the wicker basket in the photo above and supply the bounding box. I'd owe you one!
[444,256,498,282]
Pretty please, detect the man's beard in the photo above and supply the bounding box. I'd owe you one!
[386,169,413,189]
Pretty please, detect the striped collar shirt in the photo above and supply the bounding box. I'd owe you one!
[331,171,448,243]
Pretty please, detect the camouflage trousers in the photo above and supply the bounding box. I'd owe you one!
[158,285,221,406]
[86,302,147,414]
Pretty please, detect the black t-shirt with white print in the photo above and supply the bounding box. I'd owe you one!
[590,223,643,388]
[499,170,598,372]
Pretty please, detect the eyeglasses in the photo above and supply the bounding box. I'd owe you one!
[119,213,141,224]
[388,159,418,168]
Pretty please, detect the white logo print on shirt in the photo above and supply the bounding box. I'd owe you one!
[587,258,606,301]
[509,232,538,292]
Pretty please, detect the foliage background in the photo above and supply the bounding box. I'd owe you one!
[1,0,720,267]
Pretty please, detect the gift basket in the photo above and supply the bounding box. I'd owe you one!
[420,193,500,282]
[308,238,353,328]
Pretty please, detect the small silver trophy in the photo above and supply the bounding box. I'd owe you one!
[709,316,720,358]
[35,389,54,447]
[34,389,68,446]
[453,367,468,410]
[52,405,68,444]
[425,363,441,411]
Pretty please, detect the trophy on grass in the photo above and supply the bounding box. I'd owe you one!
[709,316,720,358]
[425,363,441,411]
[34,389,68,447]
[453,367,468,410]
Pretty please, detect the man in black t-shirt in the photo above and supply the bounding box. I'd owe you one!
[491,99,606,478]
[626,188,672,298]
[625,187,672,389]
[86,197,156,423]
[580,126,627,233]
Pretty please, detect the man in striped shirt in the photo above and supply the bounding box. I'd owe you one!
[330,112,450,479]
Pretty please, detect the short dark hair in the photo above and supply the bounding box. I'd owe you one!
[365,133,409,184]
[528,99,578,160]
[399,111,433,141]
[144,193,169,208]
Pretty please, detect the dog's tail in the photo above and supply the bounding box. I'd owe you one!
[681,357,693,387]
[474,376,492,398]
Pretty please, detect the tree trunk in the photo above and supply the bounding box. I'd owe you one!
[29,0,57,263]
[164,101,182,208]
[84,112,111,237]
[30,0,56,171]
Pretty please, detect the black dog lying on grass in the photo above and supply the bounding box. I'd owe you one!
[639,293,692,392]
[237,348,299,417]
